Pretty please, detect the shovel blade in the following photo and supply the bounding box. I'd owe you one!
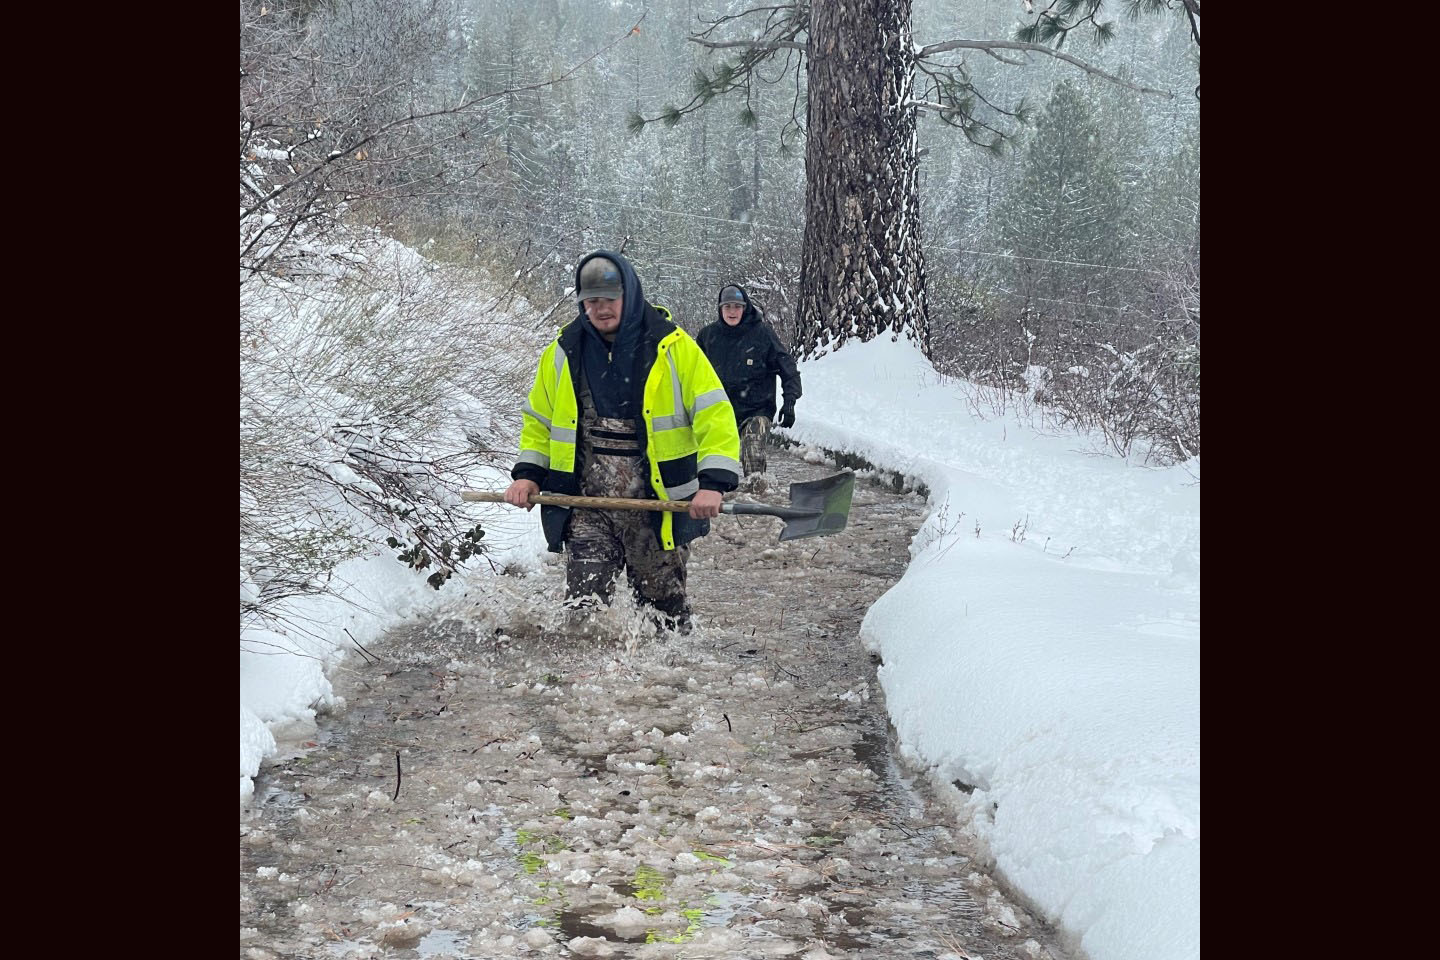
[779,470,855,541]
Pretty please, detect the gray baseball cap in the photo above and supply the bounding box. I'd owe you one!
[576,257,624,301]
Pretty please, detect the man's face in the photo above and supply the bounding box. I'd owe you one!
[720,302,745,326]
[584,296,623,336]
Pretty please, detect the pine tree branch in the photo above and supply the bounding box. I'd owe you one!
[1181,0,1200,46]
[692,3,804,40]
[980,48,1026,66]
[699,3,795,19]
[633,13,805,131]
[917,39,1172,97]
[689,38,806,52]
[908,100,1008,143]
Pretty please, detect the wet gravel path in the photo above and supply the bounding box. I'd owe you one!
[240,447,1070,960]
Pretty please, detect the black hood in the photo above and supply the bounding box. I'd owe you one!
[570,250,655,423]
[576,250,645,324]
[716,283,760,329]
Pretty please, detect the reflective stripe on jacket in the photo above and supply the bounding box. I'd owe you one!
[515,303,742,551]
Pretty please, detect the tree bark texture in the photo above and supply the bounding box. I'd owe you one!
[797,0,930,359]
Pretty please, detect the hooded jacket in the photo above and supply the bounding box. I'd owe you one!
[512,250,742,552]
[695,285,802,425]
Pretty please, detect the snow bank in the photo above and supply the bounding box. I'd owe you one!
[786,336,1200,960]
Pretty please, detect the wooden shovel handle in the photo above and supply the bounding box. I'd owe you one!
[461,490,692,512]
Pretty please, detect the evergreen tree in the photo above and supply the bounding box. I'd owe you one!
[998,80,1131,310]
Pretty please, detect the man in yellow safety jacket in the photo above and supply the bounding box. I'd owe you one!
[504,250,742,633]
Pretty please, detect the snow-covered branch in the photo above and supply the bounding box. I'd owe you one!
[917,39,1173,97]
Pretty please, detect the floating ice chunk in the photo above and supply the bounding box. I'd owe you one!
[360,905,397,923]
[757,897,807,918]
[780,865,822,888]
[691,765,731,780]
[844,827,886,852]
[684,926,746,951]
[379,920,428,947]
[708,869,747,890]
[596,905,650,938]
[735,859,776,880]
[798,896,829,916]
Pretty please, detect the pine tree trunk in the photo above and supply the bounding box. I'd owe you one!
[796,0,930,359]
[752,131,761,212]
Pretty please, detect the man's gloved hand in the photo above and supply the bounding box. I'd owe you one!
[777,401,796,428]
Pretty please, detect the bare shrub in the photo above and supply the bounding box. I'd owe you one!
[927,262,1199,466]
[240,0,616,633]
[240,237,547,631]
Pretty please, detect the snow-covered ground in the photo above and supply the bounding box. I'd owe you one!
[241,329,1198,960]
[787,336,1198,960]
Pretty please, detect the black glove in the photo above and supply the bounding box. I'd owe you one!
[777,401,796,428]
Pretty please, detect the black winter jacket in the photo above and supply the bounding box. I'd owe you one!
[695,287,802,424]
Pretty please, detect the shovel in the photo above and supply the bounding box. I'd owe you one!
[462,471,855,542]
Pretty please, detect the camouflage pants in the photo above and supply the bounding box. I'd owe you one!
[739,415,771,476]
[565,379,691,626]
[566,508,690,621]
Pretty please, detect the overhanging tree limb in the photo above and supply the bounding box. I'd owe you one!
[689,38,806,52]
[917,39,1172,98]
[1181,0,1200,47]
[1021,1,1199,55]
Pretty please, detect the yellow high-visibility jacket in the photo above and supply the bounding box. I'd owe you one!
[512,302,742,552]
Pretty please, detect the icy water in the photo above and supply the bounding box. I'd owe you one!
[240,448,1069,960]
